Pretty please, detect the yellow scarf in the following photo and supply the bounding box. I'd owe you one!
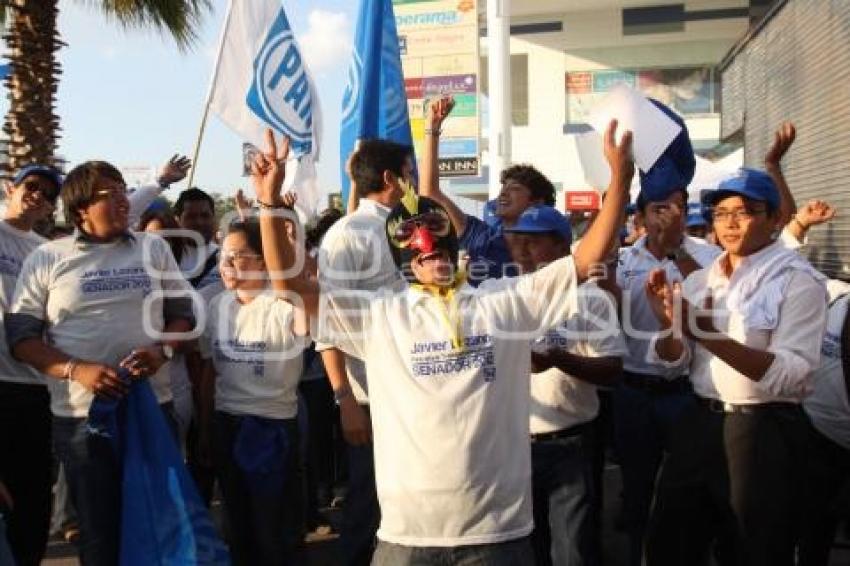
[411,271,468,350]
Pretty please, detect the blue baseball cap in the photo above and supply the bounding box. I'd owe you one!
[13,164,62,194]
[685,203,707,227]
[637,99,695,207]
[701,168,779,211]
[503,205,572,246]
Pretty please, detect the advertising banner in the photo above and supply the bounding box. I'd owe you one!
[394,0,481,177]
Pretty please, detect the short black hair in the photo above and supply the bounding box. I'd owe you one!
[174,187,215,217]
[306,208,343,250]
[500,164,556,206]
[62,161,125,228]
[226,218,263,256]
[349,139,412,198]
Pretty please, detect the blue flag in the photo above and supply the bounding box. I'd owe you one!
[0,64,9,82]
[340,0,415,207]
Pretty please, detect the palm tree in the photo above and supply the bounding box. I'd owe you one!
[0,0,211,176]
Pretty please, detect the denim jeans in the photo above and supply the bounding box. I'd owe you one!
[340,406,381,566]
[212,411,303,566]
[372,536,535,566]
[612,375,695,566]
[0,382,52,566]
[52,416,122,566]
[531,424,597,566]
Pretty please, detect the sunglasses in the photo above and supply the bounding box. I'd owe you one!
[21,180,59,203]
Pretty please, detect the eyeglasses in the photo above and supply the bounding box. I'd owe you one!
[711,207,767,223]
[220,250,262,265]
[21,180,58,202]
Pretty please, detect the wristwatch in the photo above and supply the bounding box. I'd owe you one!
[160,343,175,361]
[333,384,354,405]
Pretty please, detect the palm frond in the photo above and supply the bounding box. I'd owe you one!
[79,0,213,50]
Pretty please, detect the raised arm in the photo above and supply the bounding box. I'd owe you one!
[127,154,192,229]
[572,120,634,282]
[250,129,320,316]
[764,122,797,227]
[420,96,469,236]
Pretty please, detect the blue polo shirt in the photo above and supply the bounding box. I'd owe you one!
[460,214,517,286]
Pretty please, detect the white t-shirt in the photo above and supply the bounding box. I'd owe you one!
[315,255,579,547]
[529,283,627,434]
[0,221,47,385]
[200,290,308,420]
[315,198,405,403]
[9,232,193,417]
[804,291,850,450]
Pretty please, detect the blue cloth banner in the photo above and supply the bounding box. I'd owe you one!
[0,64,10,82]
[340,0,415,207]
[88,372,230,565]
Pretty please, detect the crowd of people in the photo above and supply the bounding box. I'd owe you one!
[0,92,846,566]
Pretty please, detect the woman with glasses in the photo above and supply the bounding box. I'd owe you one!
[6,161,196,566]
[197,215,309,566]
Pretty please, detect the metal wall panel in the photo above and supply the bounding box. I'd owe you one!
[721,0,850,279]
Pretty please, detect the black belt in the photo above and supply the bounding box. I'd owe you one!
[623,372,691,395]
[697,396,801,415]
[531,422,588,443]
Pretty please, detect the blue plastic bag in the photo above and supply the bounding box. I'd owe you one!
[89,371,230,565]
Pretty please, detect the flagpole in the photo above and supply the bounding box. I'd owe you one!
[187,0,236,189]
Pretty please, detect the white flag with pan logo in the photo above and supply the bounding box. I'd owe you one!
[209,0,322,218]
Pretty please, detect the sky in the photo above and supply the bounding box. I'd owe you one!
[5,0,359,200]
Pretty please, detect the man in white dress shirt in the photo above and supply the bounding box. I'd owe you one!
[644,168,828,566]
[316,139,411,565]
[613,100,721,566]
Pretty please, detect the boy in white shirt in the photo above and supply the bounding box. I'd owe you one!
[248,123,634,565]
[503,205,627,566]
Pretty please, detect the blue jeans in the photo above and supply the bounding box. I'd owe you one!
[372,536,535,566]
[52,416,122,566]
[531,424,597,566]
[612,375,695,566]
[341,406,381,566]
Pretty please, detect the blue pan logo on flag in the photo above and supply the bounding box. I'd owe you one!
[246,10,313,155]
[341,51,362,128]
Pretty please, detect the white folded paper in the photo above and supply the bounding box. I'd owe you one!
[589,83,682,173]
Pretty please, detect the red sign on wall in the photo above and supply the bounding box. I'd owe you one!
[565,190,601,211]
